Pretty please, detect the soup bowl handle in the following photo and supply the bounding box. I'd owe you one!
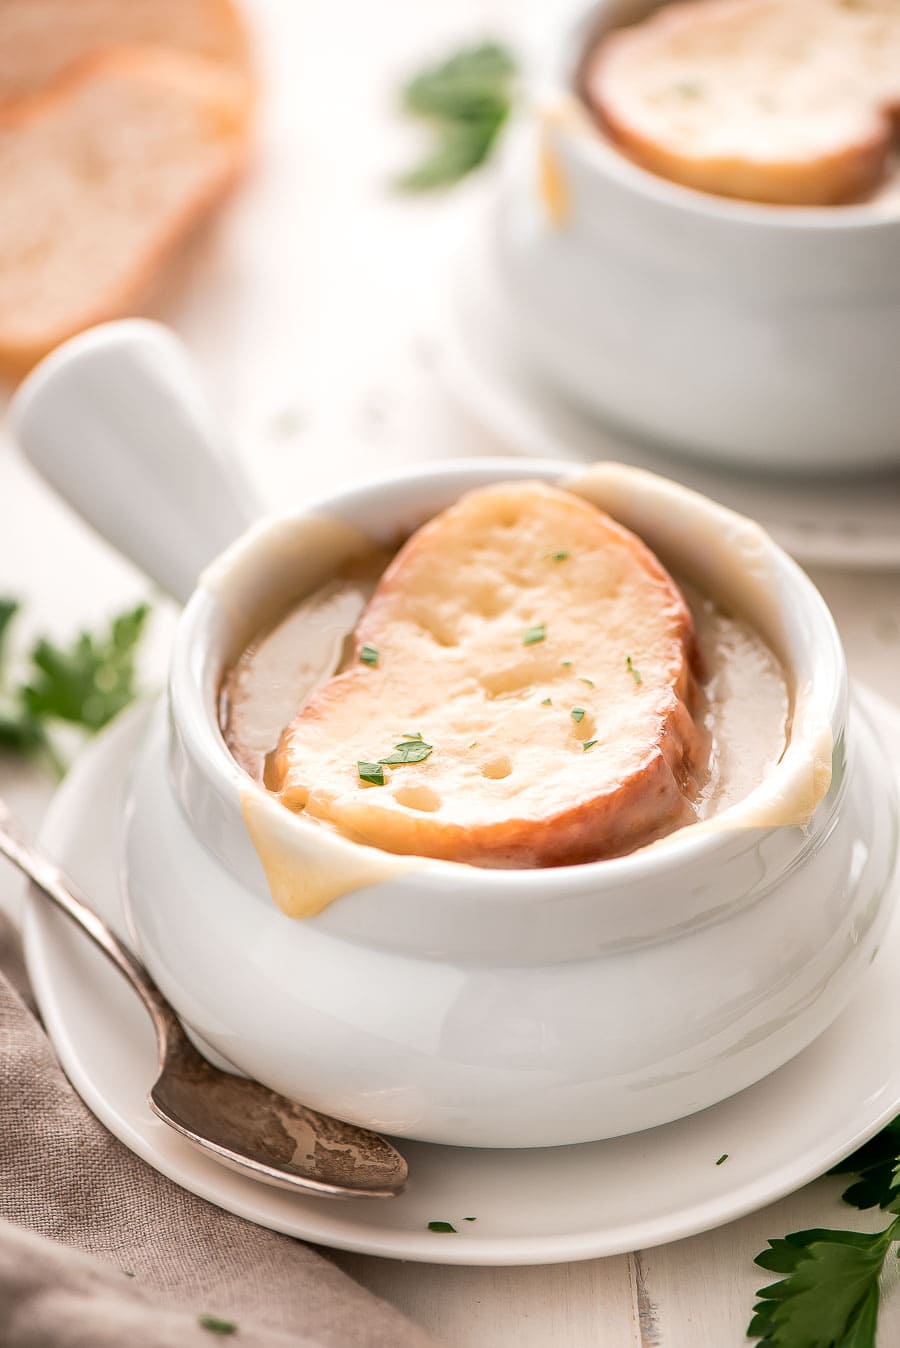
[8,320,264,604]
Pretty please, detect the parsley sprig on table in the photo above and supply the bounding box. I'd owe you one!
[0,598,150,776]
[749,1115,900,1346]
[397,41,518,191]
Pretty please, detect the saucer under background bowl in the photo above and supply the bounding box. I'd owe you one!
[21,694,900,1265]
[440,202,900,572]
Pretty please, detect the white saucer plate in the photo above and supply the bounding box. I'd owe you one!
[22,691,900,1266]
[440,208,900,571]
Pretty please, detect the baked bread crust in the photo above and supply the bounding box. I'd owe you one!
[584,0,900,206]
[272,482,708,868]
[0,0,254,105]
[0,46,251,372]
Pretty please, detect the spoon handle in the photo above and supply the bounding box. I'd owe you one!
[0,795,182,1062]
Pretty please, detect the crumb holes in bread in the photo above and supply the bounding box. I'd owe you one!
[394,784,441,812]
[481,755,513,780]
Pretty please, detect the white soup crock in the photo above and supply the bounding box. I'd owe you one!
[10,321,899,1147]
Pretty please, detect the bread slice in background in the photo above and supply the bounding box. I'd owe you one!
[272,481,708,869]
[584,0,900,206]
[0,0,253,105]
[0,47,250,372]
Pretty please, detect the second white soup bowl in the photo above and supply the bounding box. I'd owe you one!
[494,0,900,473]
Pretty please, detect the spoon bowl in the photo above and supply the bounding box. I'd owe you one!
[0,796,407,1199]
[148,1033,408,1198]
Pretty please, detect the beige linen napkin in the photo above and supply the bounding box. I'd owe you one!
[0,914,436,1348]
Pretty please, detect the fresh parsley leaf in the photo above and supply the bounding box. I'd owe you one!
[24,602,150,729]
[197,1315,238,1335]
[749,1220,900,1347]
[547,551,569,562]
[561,659,572,668]
[379,740,433,765]
[830,1117,900,1212]
[360,645,379,667]
[571,707,586,723]
[404,43,516,119]
[358,761,386,786]
[626,656,642,686]
[579,677,594,687]
[401,731,423,740]
[398,120,501,191]
[397,41,517,191]
[541,697,552,706]
[716,1153,728,1165]
[0,598,18,651]
[0,712,46,755]
[523,624,546,646]
[582,739,598,751]
[463,1216,477,1221]
[469,740,478,748]
[427,1220,457,1233]
[748,1114,900,1344]
[0,598,149,775]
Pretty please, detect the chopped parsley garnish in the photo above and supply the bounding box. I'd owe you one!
[358,761,386,786]
[561,659,572,668]
[469,740,478,748]
[463,1216,477,1222]
[547,550,569,562]
[197,1316,238,1336]
[360,645,379,667]
[579,677,594,687]
[427,1220,457,1233]
[401,731,423,740]
[582,739,598,751]
[626,656,642,686]
[379,740,433,765]
[571,707,586,723]
[541,697,552,706]
[358,739,434,780]
[523,624,546,646]
[716,1154,729,1166]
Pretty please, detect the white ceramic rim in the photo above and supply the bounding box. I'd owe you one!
[19,690,900,1264]
[168,456,846,903]
[539,0,900,234]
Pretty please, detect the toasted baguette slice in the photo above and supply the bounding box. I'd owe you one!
[0,0,253,105]
[584,0,900,206]
[271,482,708,869]
[0,47,249,371]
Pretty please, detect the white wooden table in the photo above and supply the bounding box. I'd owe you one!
[2,1,900,1341]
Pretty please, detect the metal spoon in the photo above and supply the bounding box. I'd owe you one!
[0,798,407,1199]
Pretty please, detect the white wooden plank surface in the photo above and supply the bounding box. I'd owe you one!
[332,1252,640,1347]
[2,1,900,1343]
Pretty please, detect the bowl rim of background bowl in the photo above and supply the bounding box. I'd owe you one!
[540,0,900,235]
[167,457,847,904]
